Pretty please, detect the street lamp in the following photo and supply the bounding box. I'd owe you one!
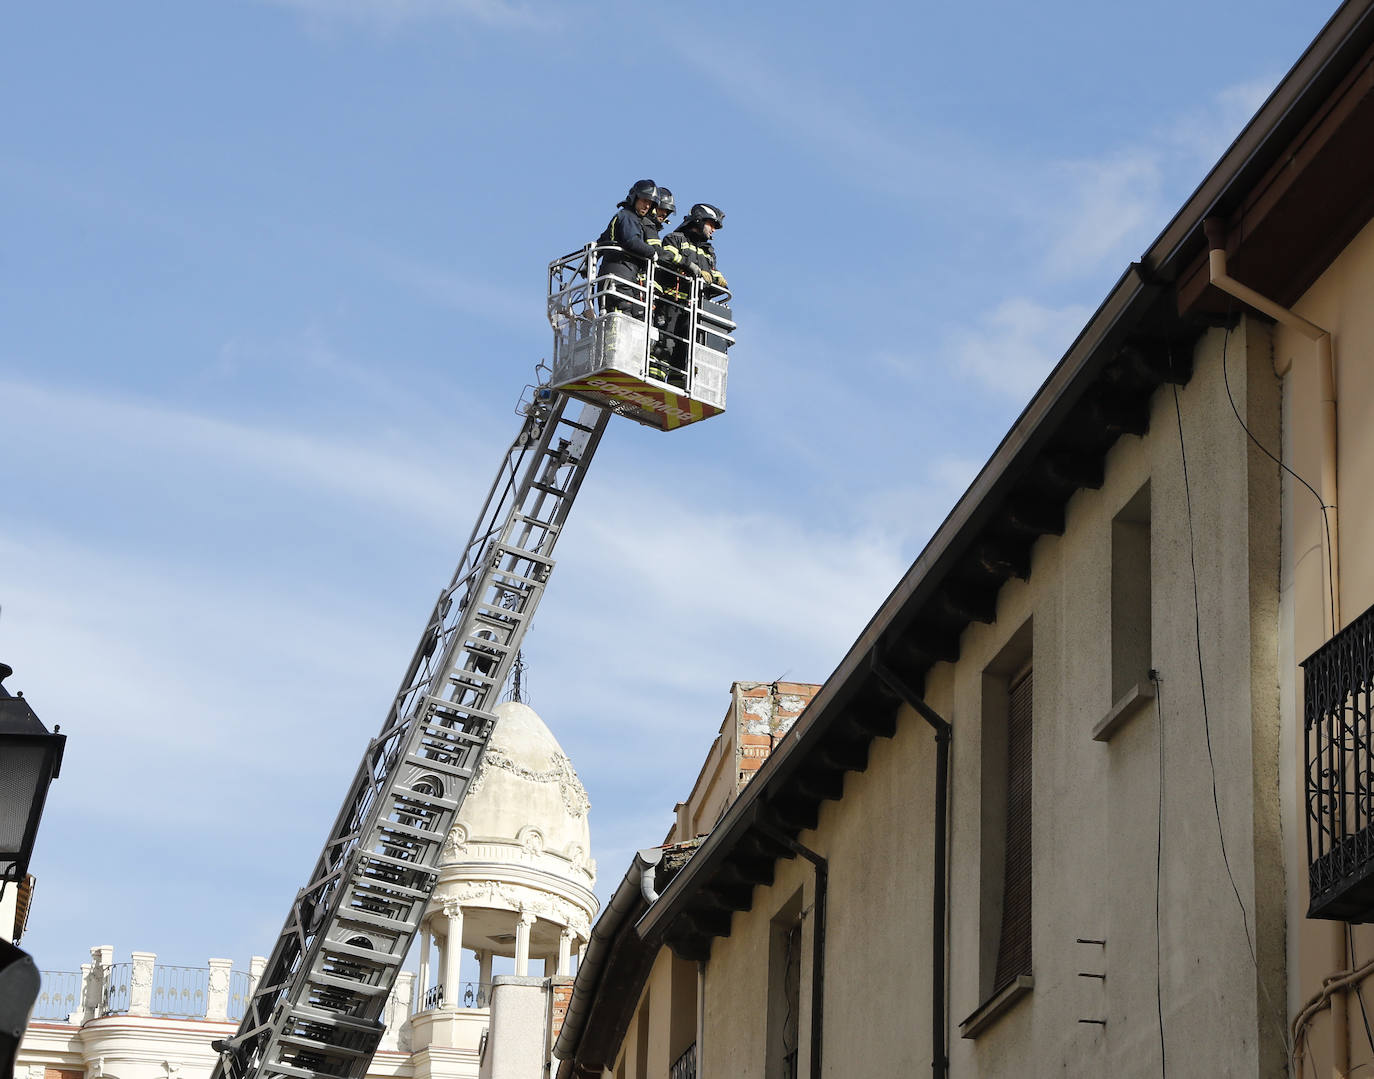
[0,662,65,890]
[0,661,65,1079]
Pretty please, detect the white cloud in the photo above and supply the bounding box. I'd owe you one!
[671,44,990,203]
[949,296,1092,399]
[1,376,483,530]
[1041,151,1164,277]
[1166,76,1279,164]
[1033,77,1282,279]
[262,0,551,31]
[366,247,535,328]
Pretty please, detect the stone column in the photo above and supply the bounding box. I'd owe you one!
[380,971,415,1052]
[514,911,535,977]
[206,958,234,1020]
[417,926,432,1011]
[129,951,156,1016]
[557,929,573,976]
[443,904,464,1008]
[248,956,267,1000]
[477,950,493,1005]
[73,962,93,1024]
[85,946,114,1019]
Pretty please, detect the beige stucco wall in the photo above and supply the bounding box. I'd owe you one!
[683,315,1285,1077]
[1277,212,1374,1076]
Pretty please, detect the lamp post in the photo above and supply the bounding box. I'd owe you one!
[0,661,66,1079]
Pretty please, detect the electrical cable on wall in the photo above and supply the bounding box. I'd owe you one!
[1218,318,1337,631]
[1348,923,1374,1057]
[1170,374,1296,1071]
[1152,671,1167,1079]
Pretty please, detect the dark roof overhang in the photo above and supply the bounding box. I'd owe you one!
[636,0,1374,961]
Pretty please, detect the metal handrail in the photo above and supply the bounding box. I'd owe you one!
[670,1041,697,1079]
[33,970,80,1022]
[1304,600,1374,918]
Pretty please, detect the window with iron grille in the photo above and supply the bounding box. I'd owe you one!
[994,668,1033,992]
[1304,601,1374,921]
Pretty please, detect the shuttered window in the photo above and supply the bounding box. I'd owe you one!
[994,668,1033,992]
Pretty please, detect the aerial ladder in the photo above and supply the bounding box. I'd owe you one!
[210,244,734,1079]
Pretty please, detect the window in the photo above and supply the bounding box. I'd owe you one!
[668,952,698,1073]
[994,667,1033,993]
[634,989,650,1079]
[1111,483,1152,702]
[767,890,804,1079]
[967,621,1034,1036]
[1094,483,1154,741]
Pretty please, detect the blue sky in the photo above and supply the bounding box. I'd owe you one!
[3,1,1330,976]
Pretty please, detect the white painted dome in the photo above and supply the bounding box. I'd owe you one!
[440,701,595,888]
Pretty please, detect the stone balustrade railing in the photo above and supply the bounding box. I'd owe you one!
[36,949,418,1053]
[38,948,266,1024]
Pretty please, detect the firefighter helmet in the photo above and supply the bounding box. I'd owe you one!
[654,187,675,216]
[626,179,658,205]
[684,203,724,229]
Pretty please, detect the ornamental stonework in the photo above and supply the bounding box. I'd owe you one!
[466,747,590,819]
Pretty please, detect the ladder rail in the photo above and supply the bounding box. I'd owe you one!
[211,391,609,1079]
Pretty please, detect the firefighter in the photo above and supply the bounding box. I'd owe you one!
[654,203,729,383]
[597,179,661,318]
[651,188,675,229]
[671,203,727,293]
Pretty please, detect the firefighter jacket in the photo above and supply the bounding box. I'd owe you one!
[598,206,660,288]
[662,226,728,291]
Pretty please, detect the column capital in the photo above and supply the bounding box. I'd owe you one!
[517,908,537,928]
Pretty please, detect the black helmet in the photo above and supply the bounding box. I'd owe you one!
[626,179,658,204]
[654,187,675,216]
[685,202,725,229]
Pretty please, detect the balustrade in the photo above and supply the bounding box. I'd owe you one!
[670,1041,697,1079]
[38,952,262,1023]
[1305,602,1374,920]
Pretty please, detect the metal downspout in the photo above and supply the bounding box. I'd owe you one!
[757,821,827,1079]
[1204,220,1344,1077]
[871,652,951,1079]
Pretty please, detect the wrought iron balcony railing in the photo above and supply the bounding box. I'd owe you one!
[1305,603,1374,920]
[670,1042,697,1079]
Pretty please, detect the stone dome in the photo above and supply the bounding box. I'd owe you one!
[440,701,595,887]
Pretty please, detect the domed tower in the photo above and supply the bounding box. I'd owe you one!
[412,700,597,1015]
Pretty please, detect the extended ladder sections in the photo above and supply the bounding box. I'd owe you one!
[211,390,609,1079]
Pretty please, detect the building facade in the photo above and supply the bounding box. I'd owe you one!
[554,3,1374,1078]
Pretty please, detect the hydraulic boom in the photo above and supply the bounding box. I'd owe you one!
[211,389,608,1079]
[213,238,732,1079]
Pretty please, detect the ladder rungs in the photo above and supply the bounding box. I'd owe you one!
[262,1060,339,1079]
[388,787,459,813]
[423,698,498,727]
[324,940,403,966]
[350,877,432,901]
[373,818,444,843]
[448,668,497,688]
[494,540,554,567]
[338,907,415,932]
[359,849,439,876]
[307,972,391,996]
[417,721,489,749]
[288,1006,385,1036]
[278,1035,375,1059]
[403,753,477,781]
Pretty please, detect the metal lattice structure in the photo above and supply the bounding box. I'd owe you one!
[211,389,609,1079]
[1304,600,1374,921]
